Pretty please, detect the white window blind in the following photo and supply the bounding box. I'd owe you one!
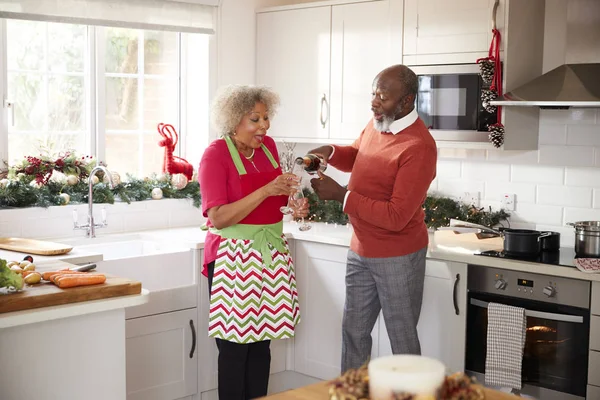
[0,0,216,33]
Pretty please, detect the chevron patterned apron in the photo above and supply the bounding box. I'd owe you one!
[208,136,301,343]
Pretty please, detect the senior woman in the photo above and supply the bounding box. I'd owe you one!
[199,84,307,400]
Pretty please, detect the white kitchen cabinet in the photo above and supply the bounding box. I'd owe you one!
[257,0,401,142]
[293,241,348,379]
[379,259,467,373]
[256,6,331,141]
[126,308,198,400]
[403,0,505,65]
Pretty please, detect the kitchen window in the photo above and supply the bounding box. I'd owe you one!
[1,19,210,178]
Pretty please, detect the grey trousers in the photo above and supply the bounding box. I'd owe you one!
[341,247,427,372]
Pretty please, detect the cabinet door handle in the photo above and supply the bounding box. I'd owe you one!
[320,94,329,128]
[453,273,460,316]
[189,319,197,359]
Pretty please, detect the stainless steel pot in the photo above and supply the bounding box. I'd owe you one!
[568,221,600,257]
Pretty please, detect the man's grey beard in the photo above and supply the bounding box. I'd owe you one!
[373,103,403,132]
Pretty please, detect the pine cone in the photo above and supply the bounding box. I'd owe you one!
[478,59,495,84]
[481,89,497,113]
[488,125,505,148]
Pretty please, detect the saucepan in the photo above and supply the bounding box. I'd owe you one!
[451,220,558,255]
[567,221,600,258]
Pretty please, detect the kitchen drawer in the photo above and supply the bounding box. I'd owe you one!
[588,385,600,400]
[593,282,600,316]
[590,351,600,387]
[592,316,600,351]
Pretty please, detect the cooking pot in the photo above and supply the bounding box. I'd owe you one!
[500,228,553,256]
[567,221,600,258]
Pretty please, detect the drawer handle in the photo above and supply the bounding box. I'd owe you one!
[189,319,196,358]
[320,94,329,128]
[453,273,460,316]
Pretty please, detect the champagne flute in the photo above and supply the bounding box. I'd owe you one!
[290,177,311,231]
[279,158,304,216]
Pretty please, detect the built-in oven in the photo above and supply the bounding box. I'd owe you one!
[410,64,497,143]
[466,265,591,399]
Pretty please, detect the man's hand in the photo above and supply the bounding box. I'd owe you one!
[308,145,334,160]
[310,171,347,203]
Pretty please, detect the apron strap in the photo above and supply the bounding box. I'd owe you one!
[224,135,280,176]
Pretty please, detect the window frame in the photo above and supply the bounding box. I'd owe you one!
[0,19,213,176]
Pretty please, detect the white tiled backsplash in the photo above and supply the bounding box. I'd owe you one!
[293,108,600,247]
[0,199,205,241]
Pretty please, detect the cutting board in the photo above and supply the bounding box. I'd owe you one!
[0,237,73,256]
[0,261,142,314]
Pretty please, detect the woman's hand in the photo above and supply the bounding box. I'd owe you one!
[292,197,309,219]
[262,173,299,197]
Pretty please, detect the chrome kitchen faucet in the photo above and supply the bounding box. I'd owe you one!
[73,166,115,238]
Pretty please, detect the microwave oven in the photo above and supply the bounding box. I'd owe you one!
[410,64,498,143]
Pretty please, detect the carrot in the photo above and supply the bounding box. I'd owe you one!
[43,270,86,281]
[53,274,106,289]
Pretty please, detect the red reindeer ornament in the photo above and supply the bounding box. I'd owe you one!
[157,123,194,181]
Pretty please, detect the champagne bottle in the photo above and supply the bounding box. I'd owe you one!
[294,154,327,175]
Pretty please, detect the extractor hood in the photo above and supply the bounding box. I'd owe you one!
[490,63,600,108]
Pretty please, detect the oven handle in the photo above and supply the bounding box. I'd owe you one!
[470,298,584,324]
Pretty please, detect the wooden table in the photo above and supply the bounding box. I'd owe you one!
[260,381,520,400]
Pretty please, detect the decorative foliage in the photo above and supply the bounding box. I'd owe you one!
[424,195,510,230]
[12,152,96,185]
[303,188,349,225]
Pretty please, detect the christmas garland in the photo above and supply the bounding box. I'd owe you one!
[0,153,201,209]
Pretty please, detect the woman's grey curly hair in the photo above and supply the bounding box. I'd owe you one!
[210,85,280,137]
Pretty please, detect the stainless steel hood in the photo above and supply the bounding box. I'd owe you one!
[490,63,600,108]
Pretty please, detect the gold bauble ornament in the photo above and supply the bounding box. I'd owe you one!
[66,175,79,186]
[59,193,70,205]
[0,178,9,189]
[171,174,188,190]
[90,175,99,185]
[158,173,169,183]
[151,187,163,200]
[103,172,121,185]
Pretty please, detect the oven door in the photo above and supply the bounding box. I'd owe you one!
[466,291,590,400]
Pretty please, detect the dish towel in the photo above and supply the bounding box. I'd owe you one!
[574,258,600,273]
[485,302,526,390]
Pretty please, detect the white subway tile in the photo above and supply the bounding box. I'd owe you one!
[538,145,595,167]
[436,160,462,179]
[486,150,539,164]
[539,109,596,125]
[436,179,485,199]
[22,218,74,239]
[437,148,486,160]
[565,167,600,187]
[511,203,563,225]
[484,181,536,203]
[537,185,592,208]
[123,211,170,232]
[462,162,510,182]
[564,207,600,224]
[506,221,537,230]
[538,124,567,145]
[566,125,600,146]
[596,148,600,167]
[169,209,204,227]
[511,165,564,185]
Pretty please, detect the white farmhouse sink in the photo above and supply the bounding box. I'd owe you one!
[68,236,195,292]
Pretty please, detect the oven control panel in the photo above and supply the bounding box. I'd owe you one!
[467,265,590,309]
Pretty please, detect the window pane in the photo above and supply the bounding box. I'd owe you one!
[105,133,139,176]
[48,23,86,73]
[144,31,179,75]
[7,20,45,71]
[105,28,139,74]
[142,133,166,177]
[105,77,139,130]
[48,76,85,131]
[7,73,45,131]
[8,133,84,165]
[143,78,179,131]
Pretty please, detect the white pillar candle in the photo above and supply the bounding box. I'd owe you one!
[368,355,446,399]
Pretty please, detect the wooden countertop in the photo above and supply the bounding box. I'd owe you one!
[260,381,520,400]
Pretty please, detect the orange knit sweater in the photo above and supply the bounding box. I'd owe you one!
[330,118,437,258]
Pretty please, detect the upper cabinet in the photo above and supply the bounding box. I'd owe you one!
[403,0,505,65]
[256,0,402,143]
